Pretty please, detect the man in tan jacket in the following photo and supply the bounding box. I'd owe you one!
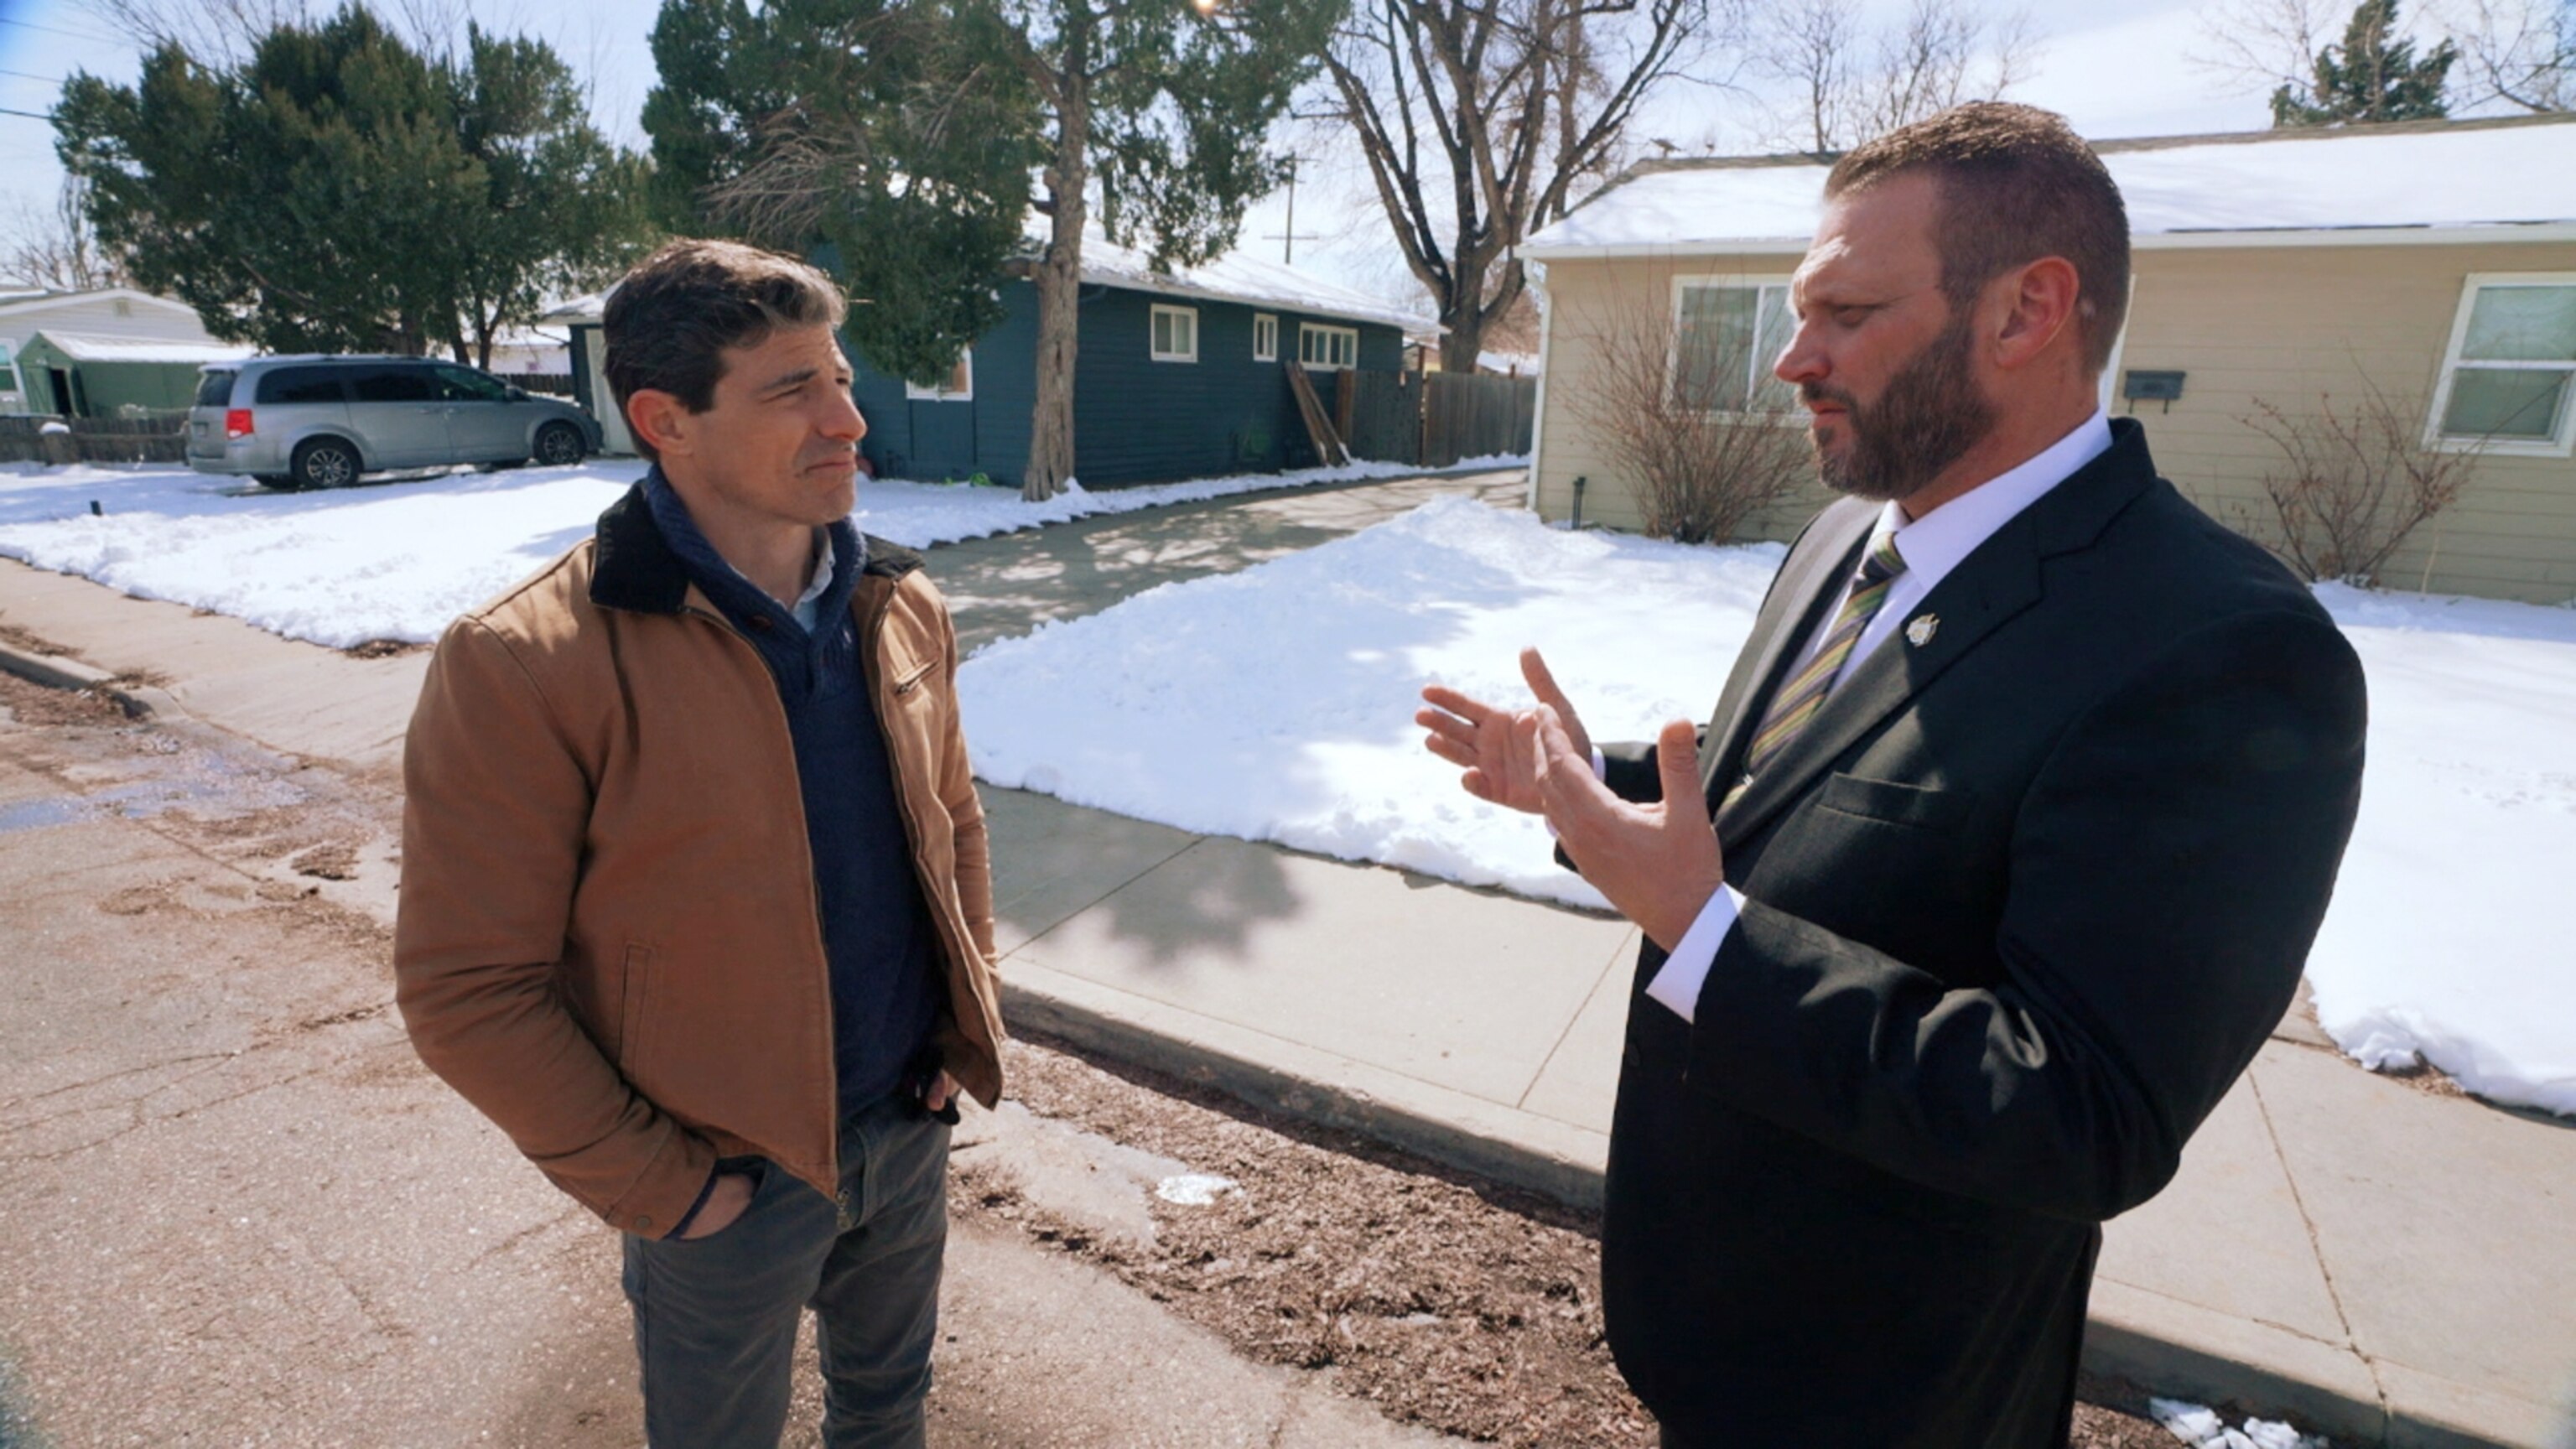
[396,239,1004,1449]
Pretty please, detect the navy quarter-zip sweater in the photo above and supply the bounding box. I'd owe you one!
[643,470,940,1121]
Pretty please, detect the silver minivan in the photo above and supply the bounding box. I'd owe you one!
[186,355,604,490]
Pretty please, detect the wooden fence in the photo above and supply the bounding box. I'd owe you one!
[0,411,191,465]
[1331,368,1535,469]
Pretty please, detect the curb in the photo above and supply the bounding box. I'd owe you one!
[0,641,164,717]
[1002,971,2490,1449]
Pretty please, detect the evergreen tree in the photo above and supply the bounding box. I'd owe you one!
[55,4,651,361]
[643,0,1341,500]
[2272,0,2458,125]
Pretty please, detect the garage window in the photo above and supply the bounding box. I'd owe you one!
[1298,324,1358,371]
[1150,305,1198,363]
[906,349,974,401]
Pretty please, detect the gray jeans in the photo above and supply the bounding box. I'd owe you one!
[621,1095,952,1449]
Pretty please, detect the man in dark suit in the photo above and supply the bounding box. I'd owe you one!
[1419,103,2366,1447]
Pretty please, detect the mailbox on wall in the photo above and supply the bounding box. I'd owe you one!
[2122,370,2186,411]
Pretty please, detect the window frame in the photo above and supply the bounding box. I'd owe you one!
[1253,313,1278,362]
[1150,304,1200,363]
[1298,322,1359,371]
[1669,273,1803,423]
[905,346,975,402]
[2425,272,2576,459]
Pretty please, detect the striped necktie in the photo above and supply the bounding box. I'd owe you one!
[1726,530,1908,809]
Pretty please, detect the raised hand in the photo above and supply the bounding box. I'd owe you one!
[1418,647,1593,814]
[1530,713,1726,953]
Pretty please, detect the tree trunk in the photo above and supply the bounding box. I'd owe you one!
[1023,60,1090,501]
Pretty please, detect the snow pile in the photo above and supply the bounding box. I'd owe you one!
[961,496,1781,911]
[959,500,2576,1116]
[0,456,1521,648]
[2149,1398,2331,1449]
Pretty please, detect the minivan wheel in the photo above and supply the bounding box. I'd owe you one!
[532,421,585,467]
[291,438,360,491]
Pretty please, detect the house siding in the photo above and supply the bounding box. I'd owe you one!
[850,278,1404,489]
[1533,241,2576,604]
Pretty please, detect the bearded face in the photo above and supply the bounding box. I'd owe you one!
[1801,304,1997,504]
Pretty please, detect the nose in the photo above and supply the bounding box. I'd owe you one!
[1774,314,1826,391]
[822,384,866,444]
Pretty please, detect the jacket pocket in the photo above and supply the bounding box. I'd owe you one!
[1814,772,1971,831]
[618,943,657,1071]
[888,655,938,699]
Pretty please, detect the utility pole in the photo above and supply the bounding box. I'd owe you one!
[1263,155,1322,265]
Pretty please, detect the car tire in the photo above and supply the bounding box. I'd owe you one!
[290,437,361,491]
[532,422,586,467]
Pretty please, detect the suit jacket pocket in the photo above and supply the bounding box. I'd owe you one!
[1815,773,1971,831]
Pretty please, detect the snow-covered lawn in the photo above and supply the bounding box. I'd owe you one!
[0,456,1518,649]
[3,460,2568,1117]
[960,497,2576,1118]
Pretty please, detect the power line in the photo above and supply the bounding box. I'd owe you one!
[0,15,118,45]
[1,69,70,85]
[1,106,60,121]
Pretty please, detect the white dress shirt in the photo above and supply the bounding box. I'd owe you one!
[1640,410,2115,1025]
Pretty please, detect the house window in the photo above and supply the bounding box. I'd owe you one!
[1150,304,1198,362]
[905,348,974,401]
[1254,313,1278,362]
[1299,323,1358,371]
[2429,274,2576,455]
[0,341,18,399]
[1673,278,1798,415]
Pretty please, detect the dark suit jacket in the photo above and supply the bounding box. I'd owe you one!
[1595,421,2366,1448]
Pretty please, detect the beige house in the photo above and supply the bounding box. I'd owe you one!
[1520,114,2576,604]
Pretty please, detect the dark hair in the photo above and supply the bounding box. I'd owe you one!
[601,239,848,461]
[1826,102,2130,375]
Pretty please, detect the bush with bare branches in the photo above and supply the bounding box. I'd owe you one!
[1566,287,1813,545]
[2239,379,2487,585]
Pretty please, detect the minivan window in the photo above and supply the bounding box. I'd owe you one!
[257,366,350,405]
[433,364,512,402]
[195,370,236,408]
[350,365,438,403]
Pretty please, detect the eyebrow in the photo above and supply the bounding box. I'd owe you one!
[757,366,821,397]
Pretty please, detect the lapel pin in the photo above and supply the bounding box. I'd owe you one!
[1905,614,1939,647]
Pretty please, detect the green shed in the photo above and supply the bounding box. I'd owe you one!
[17,331,259,418]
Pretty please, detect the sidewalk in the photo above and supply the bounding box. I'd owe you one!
[4,466,2571,1449]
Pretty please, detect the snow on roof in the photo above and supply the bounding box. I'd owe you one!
[1524,115,2576,257]
[0,287,207,319]
[542,240,1438,334]
[34,331,260,365]
[1062,232,1437,333]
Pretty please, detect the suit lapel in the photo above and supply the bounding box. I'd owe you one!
[1696,500,1878,795]
[1708,419,2163,847]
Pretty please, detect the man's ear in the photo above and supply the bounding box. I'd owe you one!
[1990,256,2080,373]
[626,388,694,460]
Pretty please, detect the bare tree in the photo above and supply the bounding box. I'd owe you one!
[2439,0,2574,109]
[1317,0,1731,373]
[80,0,491,64]
[2238,377,2487,584]
[1563,273,1812,543]
[1754,0,2038,154]
[0,184,130,293]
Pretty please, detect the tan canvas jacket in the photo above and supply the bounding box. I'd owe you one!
[394,484,1002,1237]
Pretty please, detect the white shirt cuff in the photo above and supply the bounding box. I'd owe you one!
[1643,884,1746,1025]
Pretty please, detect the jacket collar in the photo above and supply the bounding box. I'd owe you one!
[589,478,923,616]
[1706,418,2162,844]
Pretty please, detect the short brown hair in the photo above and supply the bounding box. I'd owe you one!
[601,238,849,461]
[1826,102,2129,375]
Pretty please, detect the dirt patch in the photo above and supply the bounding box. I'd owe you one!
[0,620,65,656]
[292,842,361,880]
[0,667,130,728]
[963,1036,2189,1448]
